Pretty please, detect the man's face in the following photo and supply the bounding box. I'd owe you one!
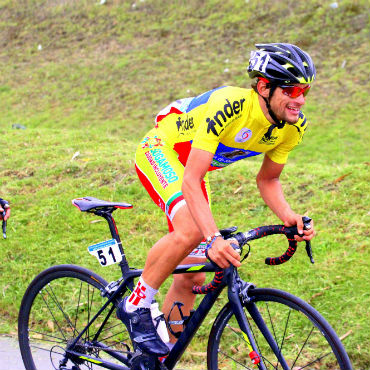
[269,84,309,124]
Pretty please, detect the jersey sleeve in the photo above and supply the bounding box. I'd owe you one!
[266,114,308,164]
[191,86,244,154]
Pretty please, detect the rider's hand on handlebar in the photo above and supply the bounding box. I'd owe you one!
[284,213,315,242]
[207,237,242,269]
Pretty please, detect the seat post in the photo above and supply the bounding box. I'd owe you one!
[97,210,121,241]
[96,210,131,274]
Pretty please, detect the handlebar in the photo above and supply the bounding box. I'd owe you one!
[192,217,314,294]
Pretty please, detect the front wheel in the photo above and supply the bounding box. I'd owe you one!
[207,288,352,370]
[18,264,133,370]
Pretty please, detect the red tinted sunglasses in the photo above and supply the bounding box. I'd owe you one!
[280,84,311,98]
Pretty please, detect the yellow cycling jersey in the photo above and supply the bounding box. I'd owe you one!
[153,86,308,169]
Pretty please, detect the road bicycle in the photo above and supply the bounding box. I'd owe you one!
[18,196,352,370]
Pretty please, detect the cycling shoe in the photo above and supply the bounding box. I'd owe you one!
[117,297,169,356]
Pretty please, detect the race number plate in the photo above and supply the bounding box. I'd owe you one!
[88,239,122,267]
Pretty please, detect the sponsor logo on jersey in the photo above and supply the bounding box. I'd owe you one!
[235,128,252,143]
[206,98,246,136]
[176,116,194,133]
[145,148,179,189]
[210,143,261,168]
[141,136,164,149]
[259,135,278,145]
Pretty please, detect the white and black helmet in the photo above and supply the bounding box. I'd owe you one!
[248,43,316,85]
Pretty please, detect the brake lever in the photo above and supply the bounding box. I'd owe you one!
[230,241,241,255]
[305,241,314,264]
[302,216,314,264]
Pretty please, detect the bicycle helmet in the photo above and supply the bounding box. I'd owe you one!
[247,43,316,138]
[248,43,316,85]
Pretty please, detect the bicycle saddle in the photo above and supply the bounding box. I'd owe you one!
[72,197,133,212]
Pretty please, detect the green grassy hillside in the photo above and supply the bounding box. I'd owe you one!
[1,0,369,368]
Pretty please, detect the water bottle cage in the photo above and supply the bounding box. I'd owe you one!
[167,301,193,338]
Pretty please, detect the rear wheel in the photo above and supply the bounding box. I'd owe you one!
[18,264,133,370]
[207,288,352,369]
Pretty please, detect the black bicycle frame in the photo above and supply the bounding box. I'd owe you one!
[64,209,289,369]
[64,262,221,370]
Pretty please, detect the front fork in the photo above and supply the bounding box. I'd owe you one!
[227,268,290,370]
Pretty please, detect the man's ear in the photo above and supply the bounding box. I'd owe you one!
[257,79,270,98]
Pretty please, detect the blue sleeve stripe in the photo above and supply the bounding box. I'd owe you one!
[186,86,226,113]
[299,111,307,127]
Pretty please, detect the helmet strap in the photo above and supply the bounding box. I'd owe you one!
[261,85,285,140]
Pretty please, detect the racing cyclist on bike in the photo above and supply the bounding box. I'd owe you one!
[117,43,316,356]
[0,198,10,221]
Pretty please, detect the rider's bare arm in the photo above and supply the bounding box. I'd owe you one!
[256,155,315,242]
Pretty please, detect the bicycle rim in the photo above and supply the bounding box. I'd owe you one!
[18,264,133,370]
[207,288,352,370]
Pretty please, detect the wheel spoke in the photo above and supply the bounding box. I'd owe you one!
[208,289,351,370]
[218,349,254,370]
[29,329,67,344]
[291,326,314,368]
[39,286,71,342]
[277,306,292,369]
[73,280,83,338]
[19,268,135,369]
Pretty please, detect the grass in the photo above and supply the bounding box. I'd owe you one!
[1,0,370,368]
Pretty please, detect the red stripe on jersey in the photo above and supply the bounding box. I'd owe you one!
[173,141,192,166]
[167,193,185,218]
[155,107,183,127]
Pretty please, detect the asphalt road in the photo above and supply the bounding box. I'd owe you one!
[0,336,25,370]
[0,336,49,370]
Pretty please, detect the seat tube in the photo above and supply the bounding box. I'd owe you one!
[100,212,130,274]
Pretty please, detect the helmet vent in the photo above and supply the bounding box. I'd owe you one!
[248,43,316,85]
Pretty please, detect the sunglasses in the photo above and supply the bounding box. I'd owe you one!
[279,84,311,98]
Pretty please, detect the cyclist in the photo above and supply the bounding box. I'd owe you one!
[0,198,10,221]
[117,43,316,356]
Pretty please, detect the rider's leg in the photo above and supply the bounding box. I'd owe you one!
[129,132,211,352]
[161,255,206,344]
[141,205,203,289]
[159,176,211,344]
[117,205,203,356]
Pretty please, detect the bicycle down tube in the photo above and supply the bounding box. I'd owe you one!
[63,263,222,370]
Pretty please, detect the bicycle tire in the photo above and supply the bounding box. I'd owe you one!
[18,264,133,370]
[207,288,352,370]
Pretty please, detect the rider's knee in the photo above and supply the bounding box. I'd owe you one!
[173,272,206,292]
[172,229,202,251]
